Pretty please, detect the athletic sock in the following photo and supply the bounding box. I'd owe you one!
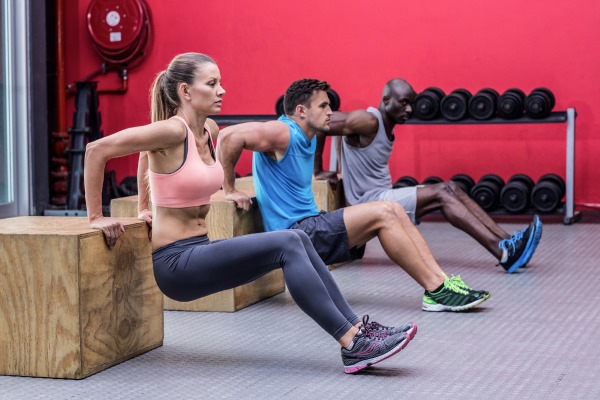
[345,337,356,350]
[500,247,508,263]
[427,282,445,294]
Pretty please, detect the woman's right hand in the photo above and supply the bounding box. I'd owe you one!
[138,208,153,239]
[90,216,125,249]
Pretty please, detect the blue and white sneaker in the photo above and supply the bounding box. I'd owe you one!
[521,215,543,267]
[498,221,536,273]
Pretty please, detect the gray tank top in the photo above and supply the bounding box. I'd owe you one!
[341,107,393,205]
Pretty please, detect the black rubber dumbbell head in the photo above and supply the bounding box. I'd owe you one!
[469,88,499,120]
[392,176,419,188]
[421,176,444,185]
[450,173,475,194]
[500,174,534,213]
[440,89,472,121]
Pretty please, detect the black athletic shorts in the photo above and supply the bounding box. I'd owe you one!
[290,208,366,265]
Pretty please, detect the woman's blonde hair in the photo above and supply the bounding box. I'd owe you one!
[149,52,216,122]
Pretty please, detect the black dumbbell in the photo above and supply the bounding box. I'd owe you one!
[392,176,419,189]
[531,173,565,213]
[421,176,444,185]
[468,88,499,120]
[440,89,472,121]
[498,88,526,119]
[275,95,284,115]
[525,87,555,119]
[327,88,341,111]
[414,87,446,120]
[450,174,475,194]
[470,174,505,211]
[500,174,535,213]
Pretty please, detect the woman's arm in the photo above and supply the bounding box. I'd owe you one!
[137,151,153,237]
[84,119,184,247]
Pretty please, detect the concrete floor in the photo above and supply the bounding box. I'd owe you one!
[1,218,599,399]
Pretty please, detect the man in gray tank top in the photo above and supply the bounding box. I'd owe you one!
[314,78,542,274]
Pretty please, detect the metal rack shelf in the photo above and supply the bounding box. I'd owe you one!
[402,109,578,224]
[403,111,568,125]
[212,108,579,224]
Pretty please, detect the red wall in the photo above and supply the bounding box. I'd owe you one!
[64,0,600,206]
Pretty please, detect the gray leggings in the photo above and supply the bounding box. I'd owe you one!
[152,229,360,340]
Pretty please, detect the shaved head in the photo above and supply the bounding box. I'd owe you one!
[379,78,416,124]
[382,78,415,100]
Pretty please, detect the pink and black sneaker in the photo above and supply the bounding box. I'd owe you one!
[363,316,417,339]
[341,315,417,374]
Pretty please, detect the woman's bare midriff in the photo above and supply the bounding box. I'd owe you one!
[151,204,211,250]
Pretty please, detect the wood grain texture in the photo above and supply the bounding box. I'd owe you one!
[232,270,285,311]
[234,176,345,212]
[110,196,139,218]
[0,217,162,379]
[205,189,264,240]
[109,197,138,218]
[234,176,255,193]
[78,221,163,377]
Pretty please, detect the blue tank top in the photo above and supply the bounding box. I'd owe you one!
[252,116,319,231]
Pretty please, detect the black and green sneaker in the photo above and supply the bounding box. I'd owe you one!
[447,275,490,300]
[422,278,489,312]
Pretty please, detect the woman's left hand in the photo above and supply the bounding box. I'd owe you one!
[90,216,126,249]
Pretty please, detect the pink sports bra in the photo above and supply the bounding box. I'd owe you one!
[149,116,224,208]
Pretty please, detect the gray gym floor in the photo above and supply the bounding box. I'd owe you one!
[1,217,599,399]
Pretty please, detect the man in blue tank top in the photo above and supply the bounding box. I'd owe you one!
[313,78,542,274]
[218,79,490,312]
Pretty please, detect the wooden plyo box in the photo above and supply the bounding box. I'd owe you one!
[110,192,284,312]
[234,176,345,212]
[233,176,255,193]
[311,177,345,212]
[0,217,163,379]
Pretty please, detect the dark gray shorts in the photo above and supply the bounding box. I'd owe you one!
[290,208,366,265]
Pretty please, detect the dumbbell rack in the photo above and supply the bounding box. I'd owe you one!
[213,109,580,224]
[403,108,579,224]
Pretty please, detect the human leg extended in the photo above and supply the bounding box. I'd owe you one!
[383,182,543,271]
[415,182,543,271]
[343,201,446,291]
[287,229,362,323]
[377,192,493,291]
[342,202,490,311]
[152,231,358,340]
[285,230,417,372]
[152,231,416,372]
[415,182,508,258]
[289,228,416,335]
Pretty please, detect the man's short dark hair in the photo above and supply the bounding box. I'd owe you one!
[283,79,330,116]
